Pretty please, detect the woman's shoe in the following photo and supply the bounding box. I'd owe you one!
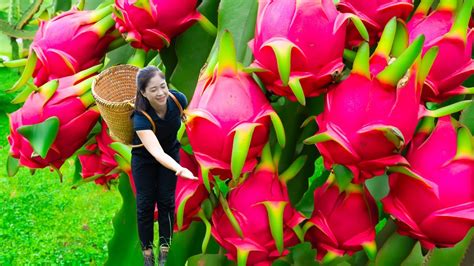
[158,245,169,266]
[143,250,155,266]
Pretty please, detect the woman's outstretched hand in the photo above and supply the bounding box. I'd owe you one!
[176,167,198,180]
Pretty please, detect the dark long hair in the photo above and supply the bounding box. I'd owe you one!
[134,66,166,112]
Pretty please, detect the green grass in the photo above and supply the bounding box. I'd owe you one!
[0,68,122,265]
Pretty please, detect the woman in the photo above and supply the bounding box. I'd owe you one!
[131,66,196,266]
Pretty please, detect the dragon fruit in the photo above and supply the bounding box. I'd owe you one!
[29,6,117,86]
[407,0,473,102]
[113,0,202,51]
[249,0,368,105]
[305,177,378,261]
[78,121,119,186]
[175,149,209,231]
[382,116,474,249]
[304,19,427,183]
[185,31,285,180]
[338,0,413,47]
[211,145,303,265]
[8,65,102,170]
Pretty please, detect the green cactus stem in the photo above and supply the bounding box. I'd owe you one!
[0,20,36,39]
[127,49,146,67]
[218,195,244,238]
[2,58,27,68]
[198,210,212,254]
[198,14,217,36]
[377,35,424,88]
[17,116,60,159]
[15,0,43,30]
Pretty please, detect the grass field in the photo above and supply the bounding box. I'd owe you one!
[0,68,122,265]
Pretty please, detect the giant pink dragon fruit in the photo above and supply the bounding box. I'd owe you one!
[407,0,473,102]
[305,177,378,261]
[78,121,119,186]
[175,149,209,231]
[211,146,303,265]
[29,6,117,86]
[382,116,474,249]
[185,31,285,179]
[338,0,413,47]
[304,19,427,183]
[8,65,102,170]
[113,0,202,51]
[249,0,368,105]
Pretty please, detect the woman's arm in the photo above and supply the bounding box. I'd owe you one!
[136,130,196,179]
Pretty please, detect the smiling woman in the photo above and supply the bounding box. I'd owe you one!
[130,66,196,266]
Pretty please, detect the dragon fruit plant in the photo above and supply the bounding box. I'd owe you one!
[185,31,286,181]
[15,6,117,88]
[382,116,474,249]
[249,0,369,105]
[407,0,474,102]
[305,175,378,262]
[78,121,120,186]
[338,0,413,47]
[8,64,102,171]
[2,0,474,264]
[303,18,427,183]
[211,144,305,265]
[113,0,215,51]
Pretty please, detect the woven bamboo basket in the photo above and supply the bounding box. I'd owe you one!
[91,64,139,144]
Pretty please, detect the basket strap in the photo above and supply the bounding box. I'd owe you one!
[139,110,156,133]
[169,93,185,120]
[130,110,156,149]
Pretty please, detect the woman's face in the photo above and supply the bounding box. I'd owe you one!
[142,73,169,107]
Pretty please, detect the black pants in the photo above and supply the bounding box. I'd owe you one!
[131,152,178,250]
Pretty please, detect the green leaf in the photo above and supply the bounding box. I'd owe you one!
[288,242,319,266]
[210,0,258,65]
[214,176,229,198]
[6,154,20,177]
[169,0,217,98]
[425,229,474,266]
[460,100,474,135]
[333,164,353,191]
[186,253,235,266]
[365,174,389,201]
[168,222,220,265]
[54,0,71,12]
[104,173,142,265]
[295,156,330,217]
[72,156,83,184]
[104,44,135,68]
[400,242,424,266]
[375,232,416,266]
[17,116,59,159]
